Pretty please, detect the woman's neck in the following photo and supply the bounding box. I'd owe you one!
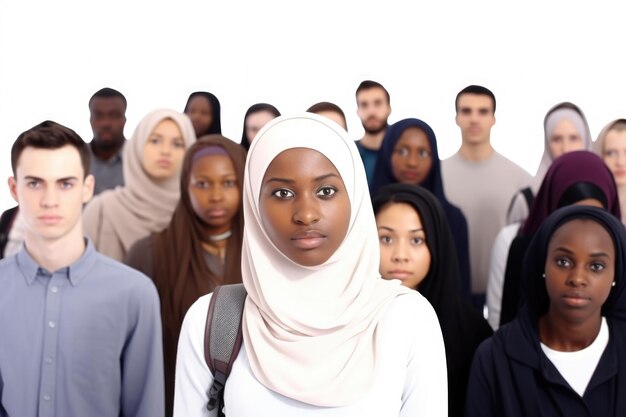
[538,311,602,352]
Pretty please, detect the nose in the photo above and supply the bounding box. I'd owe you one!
[391,241,410,263]
[293,196,320,225]
[567,267,588,288]
[41,186,59,208]
[209,185,223,202]
[406,152,419,167]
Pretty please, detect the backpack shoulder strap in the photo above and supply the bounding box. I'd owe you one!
[204,283,247,415]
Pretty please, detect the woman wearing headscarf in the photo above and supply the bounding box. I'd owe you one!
[83,109,197,261]
[239,103,281,150]
[467,205,626,416]
[184,91,222,137]
[124,135,246,417]
[373,183,492,417]
[507,102,592,224]
[371,118,471,298]
[174,114,447,416]
[488,151,620,329]
[594,119,626,224]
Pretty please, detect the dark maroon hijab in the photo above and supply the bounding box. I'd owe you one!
[521,150,620,236]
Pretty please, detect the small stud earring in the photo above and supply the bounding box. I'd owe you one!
[612,281,616,287]
[542,273,546,279]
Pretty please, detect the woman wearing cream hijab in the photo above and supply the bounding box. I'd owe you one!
[83,108,196,261]
[174,113,447,416]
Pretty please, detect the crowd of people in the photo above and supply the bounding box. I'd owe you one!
[1,81,625,417]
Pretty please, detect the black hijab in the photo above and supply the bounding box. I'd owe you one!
[522,205,626,323]
[371,118,472,297]
[183,91,222,135]
[373,183,492,417]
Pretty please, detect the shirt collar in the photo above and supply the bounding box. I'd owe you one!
[17,238,98,286]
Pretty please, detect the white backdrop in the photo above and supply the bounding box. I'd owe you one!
[1,0,625,212]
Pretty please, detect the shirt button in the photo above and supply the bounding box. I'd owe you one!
[50,286,58,293]
[45,357,53,364]
[43,394,51,401]
[48,321,56,328]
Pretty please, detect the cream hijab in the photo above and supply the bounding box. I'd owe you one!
[240,113,411,407]
[89,109,196,253]
[533,102,592,191]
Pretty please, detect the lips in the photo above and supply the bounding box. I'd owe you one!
[291,230,326,250]
[38,215,63,225]
[562,291,591,307]
[387,270,413,280]
[401,170,419,180]
[157,159,172,168]
[207,208,227,218]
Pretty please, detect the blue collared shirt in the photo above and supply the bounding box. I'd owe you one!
[0,239,164,417]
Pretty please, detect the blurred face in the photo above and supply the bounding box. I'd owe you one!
[186,96,213,136]
[602,129,626,187]
[89,97,126,147]
[455,94,495,145]
[376,202,431,290]
[548,119,584,159]
[315,110,347,130]
[189,154,240,235]
[9,145,94,244]
[246,110,277,144]
[356,87,391,135]
[391,127,433,185]
[259,148,351,266]
[544,219,615,324]
[142,119,186,180]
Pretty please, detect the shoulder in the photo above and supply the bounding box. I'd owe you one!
[124,235,154,266]
[385,291,440,332]
[493,152,531,177]
[184,292,213,327]
[90,247,158,296]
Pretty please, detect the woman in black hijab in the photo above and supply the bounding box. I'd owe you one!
[183,91,222,137]
[373,183,492,417]
[467,205,626,416]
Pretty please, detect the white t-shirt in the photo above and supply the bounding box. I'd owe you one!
[173,291,448,417]
[541,317,609,397]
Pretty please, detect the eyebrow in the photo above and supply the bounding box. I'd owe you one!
[377,226,424,233]
[554,246,611,258]
[264,172,341,184]
[24,175,79,182]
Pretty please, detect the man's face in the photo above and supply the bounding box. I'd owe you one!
[9,145,94,244]
[455,93,496,145]
[356,87,391,135]
[89,97,127,147]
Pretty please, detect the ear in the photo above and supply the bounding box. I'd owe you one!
[8,177,18,203]
[82,174,95,204]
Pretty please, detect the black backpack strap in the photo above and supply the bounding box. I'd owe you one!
[0,206,19,259]
[204,284,247,416]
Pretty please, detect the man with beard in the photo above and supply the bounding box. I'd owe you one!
[355,80,391,184]
[88,87,127,195]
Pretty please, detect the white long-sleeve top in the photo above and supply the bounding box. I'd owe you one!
[174,291,447,417]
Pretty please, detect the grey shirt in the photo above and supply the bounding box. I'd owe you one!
[88,142,125,196]
[0,239,164,417]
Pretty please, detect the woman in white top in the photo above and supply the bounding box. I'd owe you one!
[173,113,447,416]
